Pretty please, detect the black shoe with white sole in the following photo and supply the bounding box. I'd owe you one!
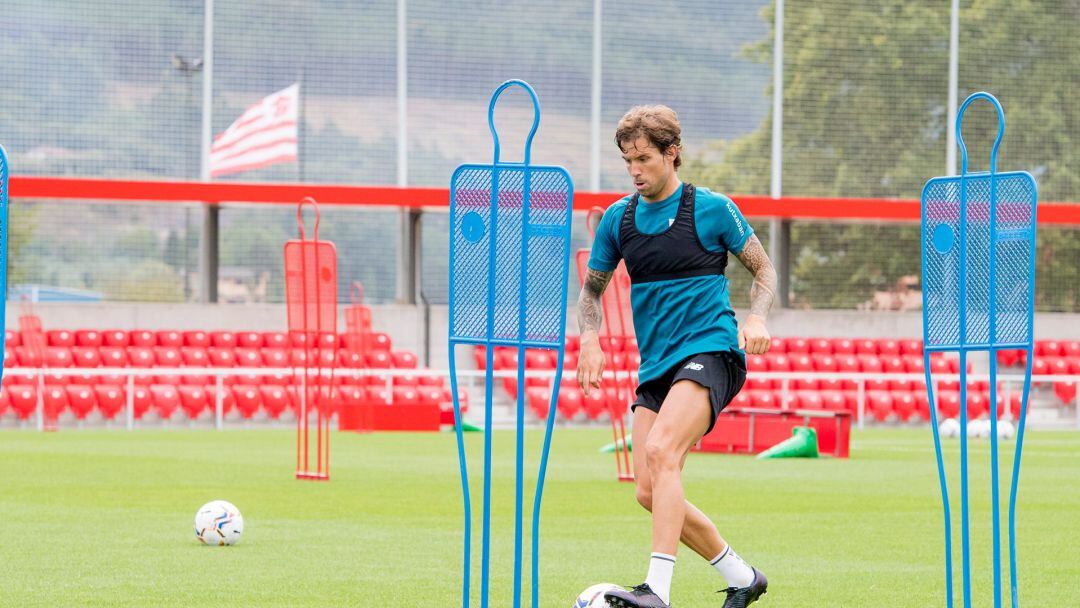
[719,567,767,608]
[604,583,671,608]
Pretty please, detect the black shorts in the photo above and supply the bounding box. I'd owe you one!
[631,351,747,434]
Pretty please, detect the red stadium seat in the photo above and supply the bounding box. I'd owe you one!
[264,332,290,348]
[892,392,917,421]
[5,329,19,347]
[72,330,102,347]
[557,387,583,419]
[154,374,183,386]
[1030,358,1050,376]
[867,391,895,421]
[392,350,419,369]
[795,390,824,410]
[902,355,925,374]
[209,331,238,348]
[820,391,848,413]
[1036,340,1062,358]
[205,385,235,416]
[233,385,262,418]
[564,335,581,352]
[235,348,262,368]
[527,387,550,419]
[72,347,103,368]
[258,385,291,419]
[93,385,125,420]
[128,330,155,347]
[44,346,74,368]
[99,347,128,367]
[608,352,628,372]
[882,356,905,374]
[786,338,809,354]
[41,385,69,417]
[126,347,155,368]
[368,332,392,352]
[857,355,883,374]
[181,331,210,347]
[1062,341,1080,361]
[392,386,421,407]
[899,339,923,356]
[156,331,183,347]
[747,390,776,408]
[1054,382,1078,405]
[365,351,392,369]
[7,385,38,420]
[812,354,838,372]
[852,339,876,356]
[729,391,753,409]
[4,346,16,368]
[561,351,579,370]
[236,332,262,348]
[154,347,182,367]
[177,347,208,367]
[809,338,833,356]
[102,330,129,348]
[877,339,901,356]
[261,348,289,368]
[47,330,75,347]
[125,385,152,419]
[583,388,608,420]
[150,385,181,420]
[830,338,855,355]
[935,391,962,419]
[15,346,44,367]
[338,350,364,369]
[207,347,237,367]
[178,385,209,419]
[768,337,786,353]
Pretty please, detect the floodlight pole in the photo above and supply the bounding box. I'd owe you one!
[769,0,789,308]
[199,0,218,303]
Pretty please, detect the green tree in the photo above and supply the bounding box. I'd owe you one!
[685,0,1079,311]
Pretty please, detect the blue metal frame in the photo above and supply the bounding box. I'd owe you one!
[447,80,573,608]
[0,145,8,378]
[920,92,1037,608]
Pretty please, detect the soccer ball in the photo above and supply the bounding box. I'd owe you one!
[939,418,960,439]
[194,500,244,546]
[996,420,1015,440]
[573,583,621,607]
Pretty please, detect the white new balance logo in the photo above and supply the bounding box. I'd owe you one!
[684,362,704,371]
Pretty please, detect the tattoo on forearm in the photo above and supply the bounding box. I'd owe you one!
[736,235,777,318]
[577,269,614,334]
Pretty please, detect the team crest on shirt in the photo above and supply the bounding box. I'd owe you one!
[684,362,704,371]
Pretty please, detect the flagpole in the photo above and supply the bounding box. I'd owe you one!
[297,77,305,183]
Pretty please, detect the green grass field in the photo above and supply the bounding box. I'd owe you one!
[1,427,1077,607]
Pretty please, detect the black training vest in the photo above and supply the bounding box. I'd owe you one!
[618,183,728,284]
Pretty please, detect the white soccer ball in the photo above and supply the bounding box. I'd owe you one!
[996,420,1015,440]
[194,500,244,546]
[939,418,960,439]
[574,583,621,608]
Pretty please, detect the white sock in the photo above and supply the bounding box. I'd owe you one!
[710,545,755,588]
[645,552,675,604]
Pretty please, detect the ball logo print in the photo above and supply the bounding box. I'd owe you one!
[194,500,244,546]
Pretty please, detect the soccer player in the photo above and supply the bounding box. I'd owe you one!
[577,106,776,608]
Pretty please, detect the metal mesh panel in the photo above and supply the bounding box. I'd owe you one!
[923,172,1036,348]
[450,168,494,341]
[963,177,992,345]
[994,174,1035,344]
[450,166,570,344]
[923,179,961,347]
[522,170,572,344]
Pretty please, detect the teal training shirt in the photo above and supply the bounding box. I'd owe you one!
[587,183,754,383]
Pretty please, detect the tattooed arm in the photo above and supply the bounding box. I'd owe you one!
[576,268,614,395]
[734,234,777,355]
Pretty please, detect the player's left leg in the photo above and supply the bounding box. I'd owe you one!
[606,380,711,608]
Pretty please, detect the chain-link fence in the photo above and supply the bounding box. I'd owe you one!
[2,1,1077,309]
